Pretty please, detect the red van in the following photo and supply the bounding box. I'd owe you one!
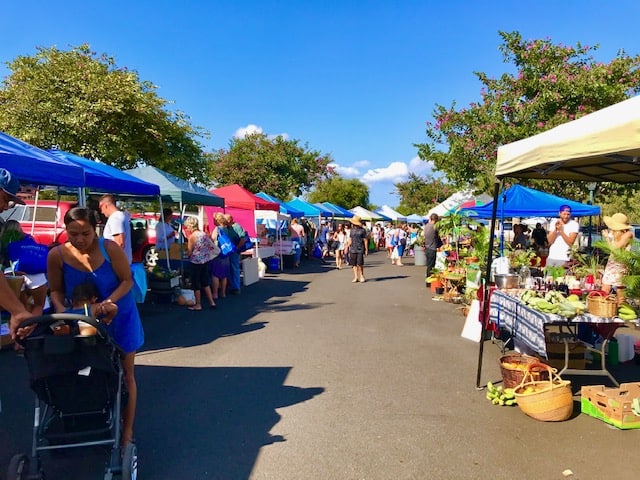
[0,200,156,265]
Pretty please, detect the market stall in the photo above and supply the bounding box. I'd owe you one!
[476,94,640,387]
[489,289,623,385]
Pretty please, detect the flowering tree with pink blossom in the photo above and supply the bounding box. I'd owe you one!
[416,31,640,197]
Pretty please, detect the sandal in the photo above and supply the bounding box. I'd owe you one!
[187,305,202,311]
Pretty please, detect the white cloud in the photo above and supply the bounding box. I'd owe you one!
[234,124,289,141]
[362,162,408,183]
[330,156,435,186]
[234,124,263,138]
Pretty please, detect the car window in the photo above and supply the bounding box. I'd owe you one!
[0,205,58,223]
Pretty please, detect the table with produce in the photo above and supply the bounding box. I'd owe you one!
[489,288,639,384]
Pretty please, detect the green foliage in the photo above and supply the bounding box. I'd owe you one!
[415,31,640,193]
[0,44,210,183]
[306,176,370,209]
[210,133,334,200]
[394,174,452,215]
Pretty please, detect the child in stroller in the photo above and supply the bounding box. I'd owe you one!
[7,294,136,479]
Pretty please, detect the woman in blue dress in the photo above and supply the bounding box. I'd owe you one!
[47,207,143,446]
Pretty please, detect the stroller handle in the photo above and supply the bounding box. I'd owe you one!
[19,313,109,339]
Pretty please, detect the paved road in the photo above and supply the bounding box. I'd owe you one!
[1,251,638,479]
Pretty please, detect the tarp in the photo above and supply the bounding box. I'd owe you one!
[349,206,390,222]
[0,131,84,187]
[321,202,354,218]
[458,184,600,218]
[375,205,406,222]
[428,190,492,217]
[255,192,304,218]
[125,166,224,206]
[286,198,332,218]
[495,95,640,183]
[211,184,279,211]
[48,150,160,196]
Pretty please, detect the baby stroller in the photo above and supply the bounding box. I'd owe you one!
[7,314,137,480]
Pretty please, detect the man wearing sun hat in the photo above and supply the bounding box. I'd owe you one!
[0,168,33,337]
[345,215,369,283]
[546,204,580,268]
[601,212,634,294]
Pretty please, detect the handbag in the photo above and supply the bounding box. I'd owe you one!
[217,229,235,256]
[239,231,253,252]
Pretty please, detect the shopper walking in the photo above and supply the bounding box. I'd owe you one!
[345,216,369,283]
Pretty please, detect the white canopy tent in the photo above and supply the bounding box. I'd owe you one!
[375,205,406,222]
[349,205,389,222]
[476,94,640,387]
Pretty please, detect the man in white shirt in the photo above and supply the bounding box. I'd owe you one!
[99,194,132,264]
[155,207,176,252]
[546,204,579,268]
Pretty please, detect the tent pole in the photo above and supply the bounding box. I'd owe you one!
[475,179,502,388]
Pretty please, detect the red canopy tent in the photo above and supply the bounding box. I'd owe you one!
[210,184,280,211]
[205,184,280,237]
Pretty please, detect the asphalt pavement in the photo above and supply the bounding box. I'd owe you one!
[1,250,639,479]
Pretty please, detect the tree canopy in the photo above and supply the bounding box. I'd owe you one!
[209,133,334,200]
[306,176,370,209]
[0,44,210,183]
[415,31,640,195]
[393,174,452,215]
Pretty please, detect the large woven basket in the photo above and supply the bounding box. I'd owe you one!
[586,291,618,318]
[514,363,573,422]
[499,353,548,389]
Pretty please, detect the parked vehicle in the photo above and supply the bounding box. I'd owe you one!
[0,201,156,266]
[0,200,74,246]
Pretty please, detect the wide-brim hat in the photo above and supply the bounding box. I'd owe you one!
[350,215,363,226]
[603,213,631,231]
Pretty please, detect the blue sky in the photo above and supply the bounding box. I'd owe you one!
[2,1,639,209]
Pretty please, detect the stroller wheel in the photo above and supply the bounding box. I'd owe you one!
[121,442,138,480]
[7,453,30,480]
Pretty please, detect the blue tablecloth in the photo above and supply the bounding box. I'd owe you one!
[489,290,623,358]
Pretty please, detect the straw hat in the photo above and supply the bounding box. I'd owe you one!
[350,215,363,226]
[603,212,631,231]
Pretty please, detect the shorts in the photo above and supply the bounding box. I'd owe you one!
[190,262,211,290]
[349,252,365,266]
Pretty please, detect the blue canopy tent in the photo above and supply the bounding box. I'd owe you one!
[458,184,601,218]
[48,150,160,196]
[287,198,333,218]
[0,132,84,187]
[321,202,354,218]
[255,192,304,218]
[406,213,424,224]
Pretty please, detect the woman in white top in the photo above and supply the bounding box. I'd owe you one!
[333,224,347,269]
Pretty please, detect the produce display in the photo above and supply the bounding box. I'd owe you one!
[519,290,586,318]
[617,302,638,321]
[485,382,516,406]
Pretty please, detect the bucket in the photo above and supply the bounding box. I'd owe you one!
[413,246,427,266]
[268,256,280,271]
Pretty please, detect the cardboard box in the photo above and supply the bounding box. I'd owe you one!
[581,383,640,429]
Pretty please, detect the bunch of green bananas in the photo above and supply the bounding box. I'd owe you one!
[617,303,638,321]
[486,382,517,406]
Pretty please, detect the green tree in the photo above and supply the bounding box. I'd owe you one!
[210,133,334,199]
[0,44,210,183]
[306,176,370,209]
[394,174,452,215]
[415,31,640,195]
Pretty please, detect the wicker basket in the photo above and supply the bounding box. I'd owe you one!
[514,363,573,422]
[586,291,618,318]
[499,353,548,389]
